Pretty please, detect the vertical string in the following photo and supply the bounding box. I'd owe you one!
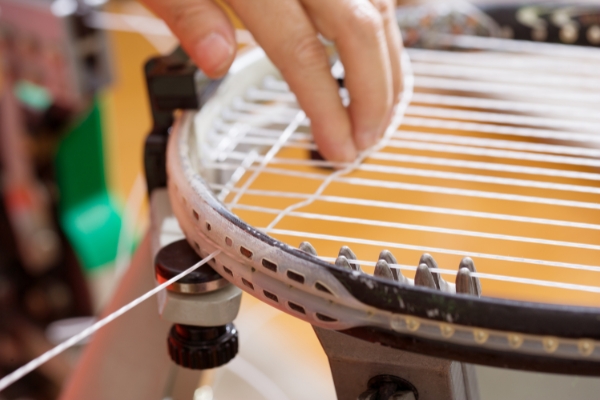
[264,52,415,233]
[229,111,307,207]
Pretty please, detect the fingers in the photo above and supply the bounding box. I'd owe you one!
[302,0,394,151]
[372,0,404,104]
[226,0,357,162]
[142,0,236,78]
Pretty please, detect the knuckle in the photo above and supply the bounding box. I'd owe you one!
[372,0,393,16]
[347,2,384,33]
[170,2,212,32]
[286,34,327,72]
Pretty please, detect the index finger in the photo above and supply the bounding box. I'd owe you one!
[302,0,394,151]
[225,0,357,163]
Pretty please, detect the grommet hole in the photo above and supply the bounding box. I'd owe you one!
[315,282,333,295]
[287,270,305,284]
[316,313,337,322]
[262,259,277,272]
[240,246,253,259]
[263,290,278,302]
[288,302,305,314]
[242,278,254,290]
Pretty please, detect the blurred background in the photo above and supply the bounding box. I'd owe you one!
[0,1,173,397]
[0,0,599,399]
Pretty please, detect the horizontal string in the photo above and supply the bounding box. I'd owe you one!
[387,140,600,168]
[222,98,600,144]
[411,93,600,121]
[415,76,600,104]
[214,185,600,231]
[406,48,600,76]
[406,105,600,134]
[209,126,600,168]
[232,93,600,135]
[259,75,599,130]
[369,152,600,181]
[221,149,600,182]
[229,90,600,159]
[266,229,600,272]
[435,34,600,60]
[317,257,600,294]
[401,117,600,144]
[340,175,600,210]
[205,162,600,209]
[411,62,600,92]
[230,204,600,251]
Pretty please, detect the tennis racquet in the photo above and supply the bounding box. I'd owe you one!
[156,31,600,377]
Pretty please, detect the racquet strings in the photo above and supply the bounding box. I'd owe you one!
[202,37,600,308]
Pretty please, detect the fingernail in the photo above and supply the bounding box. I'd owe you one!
[195,32,234,75]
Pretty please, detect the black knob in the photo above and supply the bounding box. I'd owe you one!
[168,323,238,370]
[358,375,418,400]
[155,239,227,293]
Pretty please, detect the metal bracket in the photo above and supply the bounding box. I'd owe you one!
[313,326,480,400]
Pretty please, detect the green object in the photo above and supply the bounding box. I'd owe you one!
[55,100,122,271]
[14,80,53,111]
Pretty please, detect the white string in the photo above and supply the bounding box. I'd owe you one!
[210,134,314,151]
[229,111,307,206]
[236,89,600,131]
[316,257,600,294]
[401,117,600,144]
[231,204,600,251]
[0,251,221,392]
[215,122,312,141]
[206,160,600,196]
[208,160,600,210]
[388,140,600,168]
[338,176,600,210]
[435,34,600,60]
[227,98,600,146]
[217,150,600,181]
[215,186,600,231]
[406,48,600,76]
[411,62,600,92]
[220,107,600,144]
[267,229,600,273]
[263,52,415,232]
[208,132,600,167]
[202,38,600,295]
[410,93,600,121]
[368,153,600,181]
[221,108,309,128]
[218,150,258,202]
[406,105,600,133]
[398,127,600,158]
[414,76,600,104]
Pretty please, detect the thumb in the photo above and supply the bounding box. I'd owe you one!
[142,0,237,78]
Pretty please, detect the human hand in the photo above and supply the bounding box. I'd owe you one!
[141,0,403,162]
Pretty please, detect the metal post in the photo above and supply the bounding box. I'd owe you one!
[313,326,480,400]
